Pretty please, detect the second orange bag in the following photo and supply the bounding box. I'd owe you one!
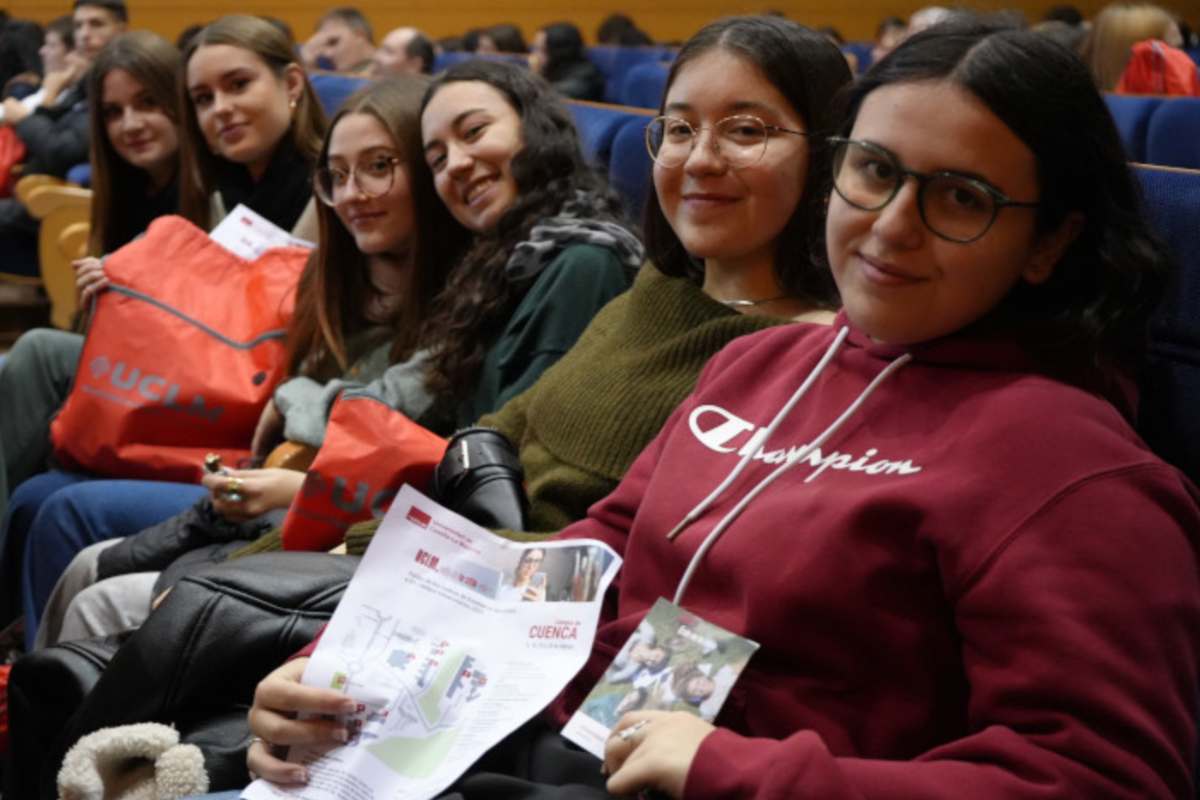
[50,215,309,482]
[280,391,448,551]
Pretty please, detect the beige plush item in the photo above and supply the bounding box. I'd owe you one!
[56,721,209,800]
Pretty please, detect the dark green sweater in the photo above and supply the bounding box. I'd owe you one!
[230,242,632,558]
[343,263,790,551]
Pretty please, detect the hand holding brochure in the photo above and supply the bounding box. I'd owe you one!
[242,485,621,800]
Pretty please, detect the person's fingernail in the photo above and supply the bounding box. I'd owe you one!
[334,727,349,742]
[292,768,308,784]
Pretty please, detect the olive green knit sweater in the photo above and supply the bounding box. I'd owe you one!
[232,264,788,558]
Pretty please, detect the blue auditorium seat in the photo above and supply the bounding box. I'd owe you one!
[308,72,372,116]
[567,102,636,166]
[608,115,654,220]
[432,52,530,73]
[620,61,669,109]
[586,46,674,104]
[1145,98,1200,169]
[65,163,91,187]
[842,42,873,73]
[1103,94,1163,162]
[1134,164,1200,482]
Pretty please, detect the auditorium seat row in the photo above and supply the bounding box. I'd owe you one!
[1105,95,1200,168]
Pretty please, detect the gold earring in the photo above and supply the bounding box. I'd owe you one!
[289,99,298,110]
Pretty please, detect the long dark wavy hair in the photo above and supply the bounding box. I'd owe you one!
[417,59,628,401]
[846,19,1171,394]
[284,76,468,380]
[643,15,851,309]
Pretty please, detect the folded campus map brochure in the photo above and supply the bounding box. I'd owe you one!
[242,485,621,800]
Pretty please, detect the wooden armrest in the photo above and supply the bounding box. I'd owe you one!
[37,206,90,329]
[264,441,318,472]
[24,184,91,220]
[15,174,65,205]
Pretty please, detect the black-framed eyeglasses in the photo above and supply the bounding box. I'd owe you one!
[828,137,1039,244]
[314,154,403,206]
[645,114,808,169]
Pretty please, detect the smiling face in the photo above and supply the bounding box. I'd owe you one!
[421,80,524,233]
[515,548,545,583]
[187,44,302,179]
[653,48,809,277]
[101,68,179,189]
[827,80,1065,345]
[325,112,415,258]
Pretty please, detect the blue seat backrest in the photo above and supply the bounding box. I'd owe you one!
[567,102,637,167]
[842,42,873,73]
[608,115,654,220]
[308,72,373,116]
[620,61,669,109]
[66,163,91,187]
[1134,164,1200,481]
[433,52,530,73]
[1104,94,1164,162]
[1145,98,1200,170]
[586,46,674,104]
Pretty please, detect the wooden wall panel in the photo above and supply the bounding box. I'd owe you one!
[7,0,1182,48]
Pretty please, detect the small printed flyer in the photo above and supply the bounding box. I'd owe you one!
[561,598,759,759]
[241,485,621,800]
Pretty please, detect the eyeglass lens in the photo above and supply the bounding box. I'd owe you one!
[831,140,999,243]
[316,156,397,205]
[647,115,770,168]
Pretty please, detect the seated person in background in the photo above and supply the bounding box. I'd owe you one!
[0,0,126,279]
[370,27,435,77]
[0,17,61,108]
[871,15,907,62]
[530,22,605,101]
[483,23,528,54]
[596,13,654,46]
[1084,2,1185,90]
[231,20,1198,799]
[301,6,375,74]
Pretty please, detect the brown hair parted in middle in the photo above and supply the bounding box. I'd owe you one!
[285,76,469,380]
[86,30,181,254]
[177,14,326,230]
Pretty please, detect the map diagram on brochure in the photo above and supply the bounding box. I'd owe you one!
[328,604,489,779]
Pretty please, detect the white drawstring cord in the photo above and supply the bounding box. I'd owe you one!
[665,326,851,541]
[671,351,913,606]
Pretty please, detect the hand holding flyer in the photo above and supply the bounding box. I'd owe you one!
[561,598,759,759]
[242,485,621,800]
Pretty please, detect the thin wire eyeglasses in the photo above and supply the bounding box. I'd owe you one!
[645,114,809,169]
[315,154,403,206]
[828,137,1039,244]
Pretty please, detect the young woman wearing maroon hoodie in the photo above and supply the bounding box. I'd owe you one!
[227,20,1199,800]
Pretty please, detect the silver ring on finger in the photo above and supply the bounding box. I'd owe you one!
[616,719,649,743]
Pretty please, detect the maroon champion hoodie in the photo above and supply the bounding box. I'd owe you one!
[549,312,1200,799]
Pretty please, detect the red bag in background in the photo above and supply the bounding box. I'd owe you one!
[0,127,26,197]
[280,392,448,551]
[50,215,309,482]
[1117,39,1200,96]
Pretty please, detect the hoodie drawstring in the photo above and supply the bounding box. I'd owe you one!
[665,326,852,542]
[671,328,912,606]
